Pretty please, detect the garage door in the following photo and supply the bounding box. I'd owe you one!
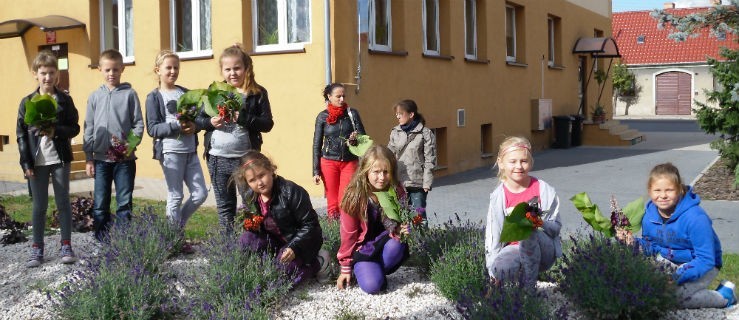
[655,71,692,115]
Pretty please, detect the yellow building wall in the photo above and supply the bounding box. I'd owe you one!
[0,0,611,196]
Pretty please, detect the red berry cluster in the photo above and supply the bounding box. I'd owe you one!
[243,215,264,232]
[218,104,232,122]
[525,212,544,229]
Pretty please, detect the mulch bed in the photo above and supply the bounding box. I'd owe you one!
[693,158,739,201]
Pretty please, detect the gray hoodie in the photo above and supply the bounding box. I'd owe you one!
[83,83,144,161]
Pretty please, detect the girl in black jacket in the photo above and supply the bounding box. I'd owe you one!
[16,50,80,267]
[233,151,331,284]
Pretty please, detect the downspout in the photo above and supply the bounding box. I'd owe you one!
[324,0,332,85]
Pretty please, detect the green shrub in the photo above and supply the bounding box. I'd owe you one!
[409,214,483,275]
[429,236,486,301]
[557,234,678,319]
[457,279,556,320]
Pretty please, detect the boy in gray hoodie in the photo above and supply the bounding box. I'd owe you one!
[83,49,144,242]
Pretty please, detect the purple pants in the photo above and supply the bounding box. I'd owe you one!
[239,231,319,285]
[353,236,408,294]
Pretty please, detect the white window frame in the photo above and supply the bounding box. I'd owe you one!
[252,0,312,53]
[464,0,477,59]
[547,16,555,66]
[505,5,516,62]
[170,0,212,59]
[99,0,134,63]
[422,0,440,55]
[369,0,392,51]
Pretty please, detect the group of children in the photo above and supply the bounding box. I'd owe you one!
[15,46,738,306]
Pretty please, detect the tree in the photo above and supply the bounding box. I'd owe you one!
[611,62,638,115]
[653,1,739,187]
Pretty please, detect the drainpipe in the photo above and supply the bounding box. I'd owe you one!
[324,0,332,85]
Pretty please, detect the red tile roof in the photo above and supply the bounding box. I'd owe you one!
[612,8,739,65]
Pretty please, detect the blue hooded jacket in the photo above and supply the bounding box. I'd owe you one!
[636,186,722,285]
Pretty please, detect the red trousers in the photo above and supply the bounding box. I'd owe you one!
[320,158,358,219]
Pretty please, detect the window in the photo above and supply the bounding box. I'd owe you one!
[505,5,516,62]
[423,0,440,55]
[99,0,134,63]
[170,0,212,58]
[464,0,477,59]
[547,15,560,66]
[481,123,493,155]
[369,0,391,51]
[253,0,311,52]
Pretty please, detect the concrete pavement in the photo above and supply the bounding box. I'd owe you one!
[1,120,736,252]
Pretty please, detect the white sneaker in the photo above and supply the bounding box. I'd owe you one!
[26,244,44,268]
[60,243,77,264]
[316,249,332,284]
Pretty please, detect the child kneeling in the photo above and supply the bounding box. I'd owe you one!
[233,151,330,285]
[336,145,410,294]
[485,137,562,287]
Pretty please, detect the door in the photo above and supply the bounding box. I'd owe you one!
[578,56,587,114]
[655,71,692,115]
[38,43,69,92]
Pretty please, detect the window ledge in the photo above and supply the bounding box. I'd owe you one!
[422,53,454,60]
[465,57,490,64]
[249,48,306,56]
[180,54,214,62]
[432,165,448,172]
[481,153,495,159]
[548,64,566,70]
[368,49,408,56]
[506,61,528,68]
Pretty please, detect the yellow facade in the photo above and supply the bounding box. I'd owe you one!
[0,0,611,195]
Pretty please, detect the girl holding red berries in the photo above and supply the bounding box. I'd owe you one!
[197,44,274,233]
[312,83,366,220]
[232,151,331,284]
[484,136,562,287]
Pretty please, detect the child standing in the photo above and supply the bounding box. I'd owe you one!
[145,50,207,253]
[233,151,330,284]
[83,49,144,242]
[16,50,80,267]
[197,44,273,233]
[618,163,736,308]
[387,99,436,219]
[337,144,409,294]
[485,136,561,287]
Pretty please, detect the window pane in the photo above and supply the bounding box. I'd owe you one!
[100,0,118,50]
[548,18,554,63]
[506,6,515,57]
[175,0,193,52]
[465,0,475,56]
[374,0,389,46]
[287,0,310,43]
[257,0,278,45]
[200,0,211,50]
[425,0,437,51]
[124,0,133,56]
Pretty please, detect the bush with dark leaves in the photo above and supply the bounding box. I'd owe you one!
[556,234,678,319]
[52,194,94,232]
[0,202,28,245]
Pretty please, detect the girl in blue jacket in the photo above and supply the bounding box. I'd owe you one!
[621,163,735,308]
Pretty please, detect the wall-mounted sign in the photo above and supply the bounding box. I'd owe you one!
[45,31,56,44]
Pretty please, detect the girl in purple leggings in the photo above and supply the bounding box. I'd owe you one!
[336,145,410,294]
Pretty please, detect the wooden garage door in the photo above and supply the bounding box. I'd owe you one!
[655,71,692,115]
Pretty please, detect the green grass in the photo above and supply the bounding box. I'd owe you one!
[0,195,218,241]
[715,253,739,288]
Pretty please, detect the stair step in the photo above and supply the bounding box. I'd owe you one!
[599,120,620,129]
[620,131,643,141]
[70,171,89,181]
[609,124,629,134]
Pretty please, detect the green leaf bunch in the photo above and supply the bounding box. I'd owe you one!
[570,192,644,237]
[24,93,58,128]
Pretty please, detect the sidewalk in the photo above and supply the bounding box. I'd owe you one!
[2,128,736,253]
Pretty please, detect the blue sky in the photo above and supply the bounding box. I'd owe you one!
[613,0,724,12]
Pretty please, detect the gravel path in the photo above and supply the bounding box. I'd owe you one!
[1,232,738,320]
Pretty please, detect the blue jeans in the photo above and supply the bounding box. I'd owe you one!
[93,160,136,241]
[406,187,428,217]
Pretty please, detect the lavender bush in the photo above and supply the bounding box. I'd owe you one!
[429,237,486,301]
[456,275,559,320]
[54,211,178,319]
[557,234,678,319]
[180,232,294,319]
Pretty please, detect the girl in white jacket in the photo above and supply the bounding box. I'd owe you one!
[485,136,562,287]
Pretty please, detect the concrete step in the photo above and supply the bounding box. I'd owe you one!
[599,120,621,130]
[609,124,630,134]
[70,171,90,181]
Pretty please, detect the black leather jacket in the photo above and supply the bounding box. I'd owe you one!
[244,175,323,262]
[196,85,273,158]
[16,88,80,172]
[312,107,366,176]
